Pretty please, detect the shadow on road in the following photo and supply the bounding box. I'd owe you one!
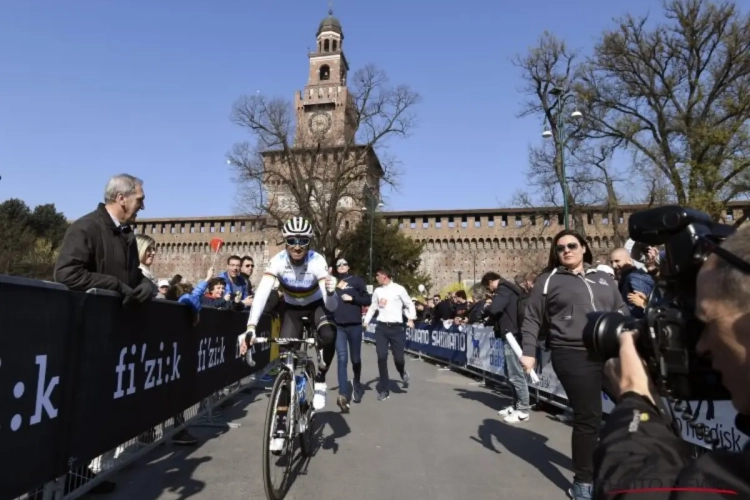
[454,386,512,412]
[316,410,352,454]
[100,386,268,500]
[472,417,572,492]
[454,387,572,493]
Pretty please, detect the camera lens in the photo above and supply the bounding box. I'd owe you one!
[582,312,640,361]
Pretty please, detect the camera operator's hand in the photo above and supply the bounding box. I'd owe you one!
[604,330,655,405]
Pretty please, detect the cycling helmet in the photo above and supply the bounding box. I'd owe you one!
[282,217,314,238]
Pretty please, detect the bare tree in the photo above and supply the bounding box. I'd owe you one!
[228,64,420,262]
[512,32,628,242]
[580,0,750,218]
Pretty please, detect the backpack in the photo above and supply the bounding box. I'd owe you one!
[499,281,526,329]
[516,290,528,327]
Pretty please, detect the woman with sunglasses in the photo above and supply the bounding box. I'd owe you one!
[240,217,338,416]
[519,229,628,500]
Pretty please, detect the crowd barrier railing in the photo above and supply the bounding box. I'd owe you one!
[1,275,274,500]
[363,321,746,454]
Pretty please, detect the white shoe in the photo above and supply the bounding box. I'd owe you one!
[498,405,514,417]
[313,382,327,410]
[269,437,285,452]
[504,411,529,423]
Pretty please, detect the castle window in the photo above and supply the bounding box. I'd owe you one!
[319,65,330,81]
[323,39,330,52]
[333,39,338,51]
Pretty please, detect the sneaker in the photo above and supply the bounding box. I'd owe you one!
[172,429,198,446]
[352,381,364,403]
[504,411,529,423]
[377,391,390,401]
[313,382,327,410]
[401,370,410,387]
[337,394,350,412]
[498,405,514,417]
[568,481,593,500]
[271,416,287,454]
[270,437,285,453]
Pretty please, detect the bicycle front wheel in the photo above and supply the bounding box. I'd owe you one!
[262,370,294,500]
[299,360,318,457]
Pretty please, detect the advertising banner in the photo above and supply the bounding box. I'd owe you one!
[365,322,467,365]
[0,277,272,499]
[466,326,505,377]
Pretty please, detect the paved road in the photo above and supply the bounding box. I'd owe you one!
[103,342,575,500]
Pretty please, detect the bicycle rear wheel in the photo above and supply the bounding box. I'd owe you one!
[262,370,295,500]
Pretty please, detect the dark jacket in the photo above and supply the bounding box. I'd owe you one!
[618,267,655,318]
[467,300,488,324]
[594,392,750,499]
[54,203,148,293]
[432,299,454,322]
[333,273,370,325]
[521,265,629,357]
[487,280,525,341]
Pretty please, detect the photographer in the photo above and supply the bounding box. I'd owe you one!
[593,224,750,498]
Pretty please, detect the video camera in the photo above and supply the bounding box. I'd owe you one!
[582,205,734,403]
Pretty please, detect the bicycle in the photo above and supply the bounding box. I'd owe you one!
[245,316,319,500]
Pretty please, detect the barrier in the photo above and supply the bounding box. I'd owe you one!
[0,275,272,500]
[365,321,747,452]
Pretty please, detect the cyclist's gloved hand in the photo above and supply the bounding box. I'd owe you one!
[239,326,256,356]
[325,268,337,295]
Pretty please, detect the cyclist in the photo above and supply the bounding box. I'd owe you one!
[240,216,338,412]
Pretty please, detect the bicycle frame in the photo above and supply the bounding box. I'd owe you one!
[249,330,318,429]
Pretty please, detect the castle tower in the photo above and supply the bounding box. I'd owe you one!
[263,8,382,217]
[293,8,357,147]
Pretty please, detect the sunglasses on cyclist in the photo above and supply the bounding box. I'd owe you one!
[286,237,311,247]
[556,242,580,253]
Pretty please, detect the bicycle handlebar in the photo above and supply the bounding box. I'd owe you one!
[253,337,316,345]
[242,335,316,367]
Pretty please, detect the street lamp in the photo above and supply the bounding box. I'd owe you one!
[362,187,384,285]
[542,86,582,230]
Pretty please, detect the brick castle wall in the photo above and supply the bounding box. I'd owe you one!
[129,203,749,293]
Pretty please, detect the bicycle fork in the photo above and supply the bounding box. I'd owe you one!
[271,355,298,455]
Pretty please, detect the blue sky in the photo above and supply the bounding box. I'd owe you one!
[0,0,660,220]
